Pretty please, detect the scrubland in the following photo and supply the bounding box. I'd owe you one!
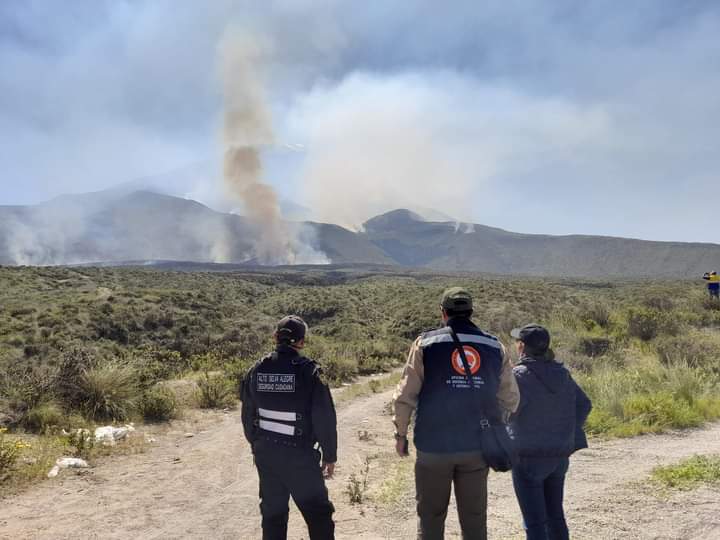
[1,265,720,490]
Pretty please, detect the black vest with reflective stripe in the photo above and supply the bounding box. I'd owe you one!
[414,320,503,453]
[250,349,315,447]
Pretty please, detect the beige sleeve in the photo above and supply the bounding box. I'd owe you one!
[496,343,520,416]
[392,337,424,437]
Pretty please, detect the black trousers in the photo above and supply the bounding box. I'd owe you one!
[254,439,335,540]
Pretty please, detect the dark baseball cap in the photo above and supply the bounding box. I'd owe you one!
[276,315,307,343]
[511,323,551,352]
[440,287,473,312]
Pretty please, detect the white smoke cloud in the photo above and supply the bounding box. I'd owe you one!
[285,71,611,229]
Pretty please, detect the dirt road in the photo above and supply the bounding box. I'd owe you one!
[1,385,719,540]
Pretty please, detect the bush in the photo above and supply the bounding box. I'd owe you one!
[196,372,236,409]
[0,428,31,477]
[78,362,139,421]
[54,347,98,409]
[138,387,178,422]
[223,358,255,397]
[133,348,189,389]
[701,297,720,311]
[579,302,612,330]
[64,429,95,460]
[578,358,720,437]
[655,334,720,371]
[574,335,612,357]
[622,392,703,431]
[651,455,720,489]
[626,308,679,341]
[21,402,67,433]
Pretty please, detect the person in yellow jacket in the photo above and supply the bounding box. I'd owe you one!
[703,272,720,299]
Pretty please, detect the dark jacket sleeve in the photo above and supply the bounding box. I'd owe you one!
[240,369,257,447]
[310,368,338,463]
[572,378,592,452]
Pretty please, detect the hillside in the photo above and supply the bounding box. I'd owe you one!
[0,190,389,267]
[361,209,720,278]
[1,191,719,277]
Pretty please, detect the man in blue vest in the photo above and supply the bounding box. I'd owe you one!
[241,315,337,540]
[393,287,520,540]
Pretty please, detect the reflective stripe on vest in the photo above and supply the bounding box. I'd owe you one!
[420,332,501,350]
[259,419,296,436]
[258,408,298,422]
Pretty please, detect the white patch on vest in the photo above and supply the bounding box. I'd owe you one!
[447,374,485,389]
[258,408,297,421]
[258,419,295,436]
[257,373,296,393]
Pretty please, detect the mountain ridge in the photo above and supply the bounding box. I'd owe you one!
[0,190,717,277]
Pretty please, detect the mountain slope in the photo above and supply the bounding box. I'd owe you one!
[361,209,720,277]
[1,192,718,277]
[0,191,390,267]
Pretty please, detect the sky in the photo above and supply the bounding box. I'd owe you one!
[0,0,718,242]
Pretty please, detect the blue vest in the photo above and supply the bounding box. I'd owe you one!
[414,320,504,453]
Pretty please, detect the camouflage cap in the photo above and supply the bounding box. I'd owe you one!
[440,287,473,312]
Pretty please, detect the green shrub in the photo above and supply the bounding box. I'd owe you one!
[579,302,612,329]
[196,372,236,409]
[577,352,720,437]
[21,402,67,433]
[701,297,720,311]
[223,358,255,397]
[626,308,679,341]
[622,392,703,431]
[54,347,98,409]
[0,428,31,477]
[655,334,720,371]
[133,348,189,389]
[651,455,720,489]
[138,387,178,422]
[64,429,95,460]
[574,335,612,357]
[78,362,139,421]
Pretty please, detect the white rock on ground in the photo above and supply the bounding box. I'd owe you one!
[47,458,89,478]
[94,424,136,446]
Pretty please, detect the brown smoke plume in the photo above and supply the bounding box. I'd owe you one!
[220,32,289,264]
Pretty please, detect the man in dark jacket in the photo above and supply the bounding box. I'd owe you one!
[507,324,592,540]
[241,315,337,540]
[393,287,520,540]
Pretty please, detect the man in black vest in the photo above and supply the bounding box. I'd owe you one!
[393,287,520,540]
[241,315,337,540]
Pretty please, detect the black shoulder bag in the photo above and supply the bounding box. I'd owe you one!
[450,329,513,472]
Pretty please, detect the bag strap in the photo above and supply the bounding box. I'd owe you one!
[449,328,491,429]
[522,362,557,395]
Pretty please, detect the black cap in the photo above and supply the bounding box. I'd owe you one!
[276,315,307,344]
[511,323,550,353]
[440,287,473,312]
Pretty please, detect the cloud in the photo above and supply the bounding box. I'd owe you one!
[285,71,611,228]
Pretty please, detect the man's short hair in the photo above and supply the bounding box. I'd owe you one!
[444,307,474,318]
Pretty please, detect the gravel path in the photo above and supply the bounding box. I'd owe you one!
[1,387,719,540]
